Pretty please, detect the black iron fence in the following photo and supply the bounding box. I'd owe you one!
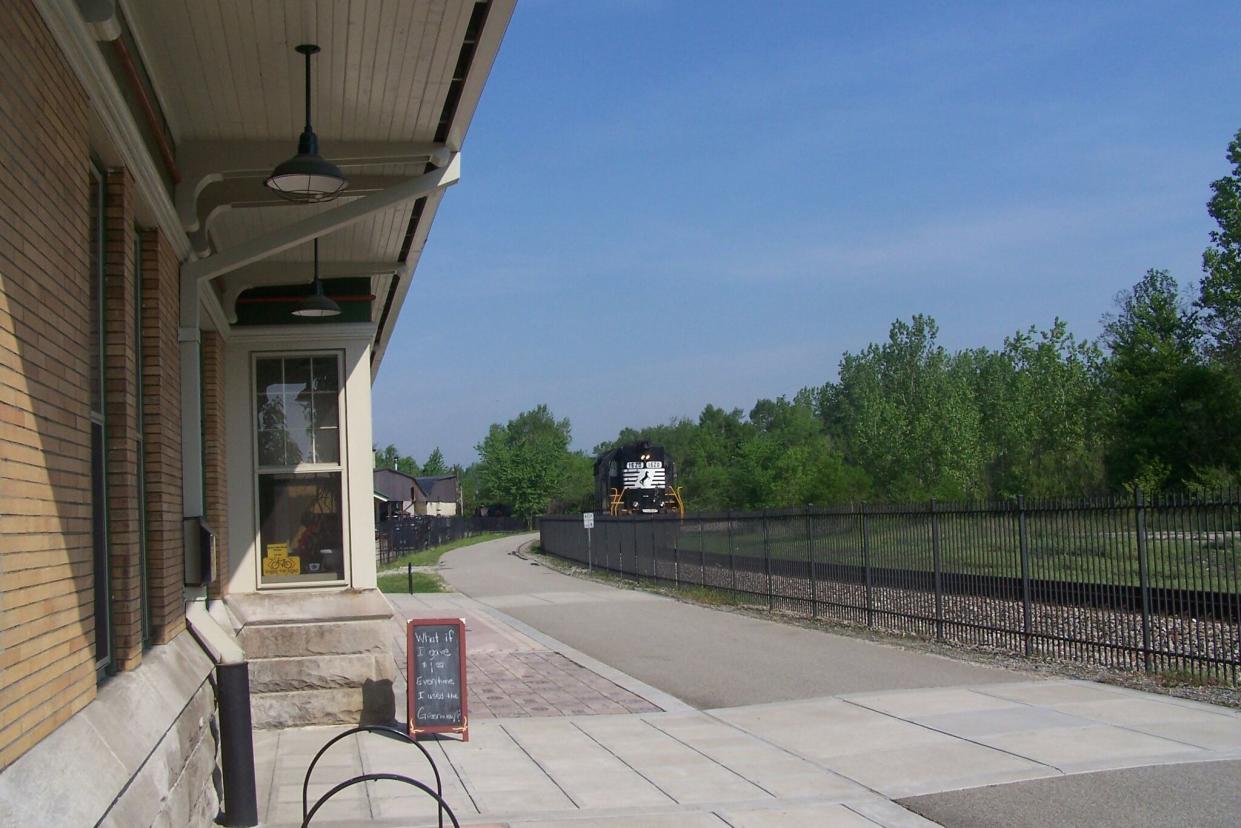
[539,491,1241,682]
[376,515,526,565]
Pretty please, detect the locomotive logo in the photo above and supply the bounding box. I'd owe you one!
[624,461,665,489]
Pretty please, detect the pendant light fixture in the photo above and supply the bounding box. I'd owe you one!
[292,239,341,318]
[265,44,349,203]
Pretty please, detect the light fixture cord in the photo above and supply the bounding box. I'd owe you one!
[313,238,323,294]
[304,47,313,132]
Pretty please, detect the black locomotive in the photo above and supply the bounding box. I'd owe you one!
[594,441,684,516]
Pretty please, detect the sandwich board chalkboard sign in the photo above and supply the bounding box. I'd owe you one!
[406,617,469,741]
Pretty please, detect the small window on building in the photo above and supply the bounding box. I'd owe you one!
[254,355,346,585]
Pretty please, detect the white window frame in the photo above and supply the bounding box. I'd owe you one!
[251,350,350,589]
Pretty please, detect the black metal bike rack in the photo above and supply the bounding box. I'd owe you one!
[301,725,455,828]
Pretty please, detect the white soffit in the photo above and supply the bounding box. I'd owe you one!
[126,0,473,144]
[120,0,515,363]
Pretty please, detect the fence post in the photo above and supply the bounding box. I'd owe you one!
[699,518,706,586]
[806,506,817,619]
[407,563,413,595]
[1135,488,1153,672]
[632,519,640,582]
[861,502,873,627]
[674,520,680,587]
[727,510,737,594]
[763,510,773,612]
[1018,495,1032,657]
[931,498,943,642]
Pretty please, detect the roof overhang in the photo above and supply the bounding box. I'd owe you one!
[45,0,515,375]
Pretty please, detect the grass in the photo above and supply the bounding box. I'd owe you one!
[1154,667,1228,688]
[676,516,1241,591]
[377,571,446,594]
[380,531,516,570]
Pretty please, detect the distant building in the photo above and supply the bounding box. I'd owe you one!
[413,475,462,516]
[374,467,419,521]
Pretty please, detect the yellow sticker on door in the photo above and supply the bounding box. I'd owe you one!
[263,543,300,575]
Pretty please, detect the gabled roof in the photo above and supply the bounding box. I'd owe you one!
[374,467,417,502]
[413,475,459,503]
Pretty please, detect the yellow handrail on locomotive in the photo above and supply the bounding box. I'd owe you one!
[609,486,685,517]
[666,486,686,518]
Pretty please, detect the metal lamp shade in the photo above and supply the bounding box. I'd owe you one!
[292,238,342,317]
[265,43,349,203]
[291,288,341,318]
[265,149,348,203]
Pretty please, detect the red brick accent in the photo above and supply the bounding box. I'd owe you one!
[103,168,144,670]
[202,331,228,598]
[139,229,184,643]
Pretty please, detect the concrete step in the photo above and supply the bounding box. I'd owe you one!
[248,652,395,694]
[250,685,397,729]
[238,619,393,659]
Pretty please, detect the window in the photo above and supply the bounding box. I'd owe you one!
[255,355,346,585]
[89,162,111,675]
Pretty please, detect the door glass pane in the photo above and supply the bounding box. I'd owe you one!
[258,472,345,584]
[255,356,339,466]
[312,396,340,464]
[311,356,338,392]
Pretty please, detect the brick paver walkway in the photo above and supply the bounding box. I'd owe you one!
[386,591,664,721]
[468,650,659,718]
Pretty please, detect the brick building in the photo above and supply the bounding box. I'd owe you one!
[0,1,513,824]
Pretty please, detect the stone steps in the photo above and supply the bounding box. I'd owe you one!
[224,591,402,729]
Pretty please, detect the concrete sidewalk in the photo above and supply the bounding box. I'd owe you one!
[256,600,1241,826]
[254,536,1241,826]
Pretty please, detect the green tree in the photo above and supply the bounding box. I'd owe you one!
[558,452,596,512]
[421,447,448,476]
[1101,269,1241,489]
[374,443,419,476]
[1197,128,1241,373]
[732,397,867,508]
[475,405,576,525]
[966,320,1106,497]
[826,315,984,500]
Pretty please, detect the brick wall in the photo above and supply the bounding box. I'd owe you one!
[103,169,143,670]
[0,0,98,769]
[140,229,184,643]
[202,331,228,598]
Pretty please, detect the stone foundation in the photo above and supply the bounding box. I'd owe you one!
[0,633,221,828]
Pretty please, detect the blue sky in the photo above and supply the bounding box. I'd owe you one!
[372,0,1241,467]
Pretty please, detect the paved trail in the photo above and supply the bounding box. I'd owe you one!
[438,533,1023,709]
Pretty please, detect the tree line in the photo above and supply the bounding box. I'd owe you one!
[432,129,1241,521]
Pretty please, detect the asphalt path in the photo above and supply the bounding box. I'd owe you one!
[900,759,1241,828]
[439,533,1025,709]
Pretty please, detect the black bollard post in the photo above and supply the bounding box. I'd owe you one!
[217,662,258,827]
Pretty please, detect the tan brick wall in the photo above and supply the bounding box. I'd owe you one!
[202,331,228,598]
[140,229,184,643]
[0,0,98,769]
[103,169,144,671]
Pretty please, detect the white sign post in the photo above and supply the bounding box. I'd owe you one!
[583,513,595,570]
